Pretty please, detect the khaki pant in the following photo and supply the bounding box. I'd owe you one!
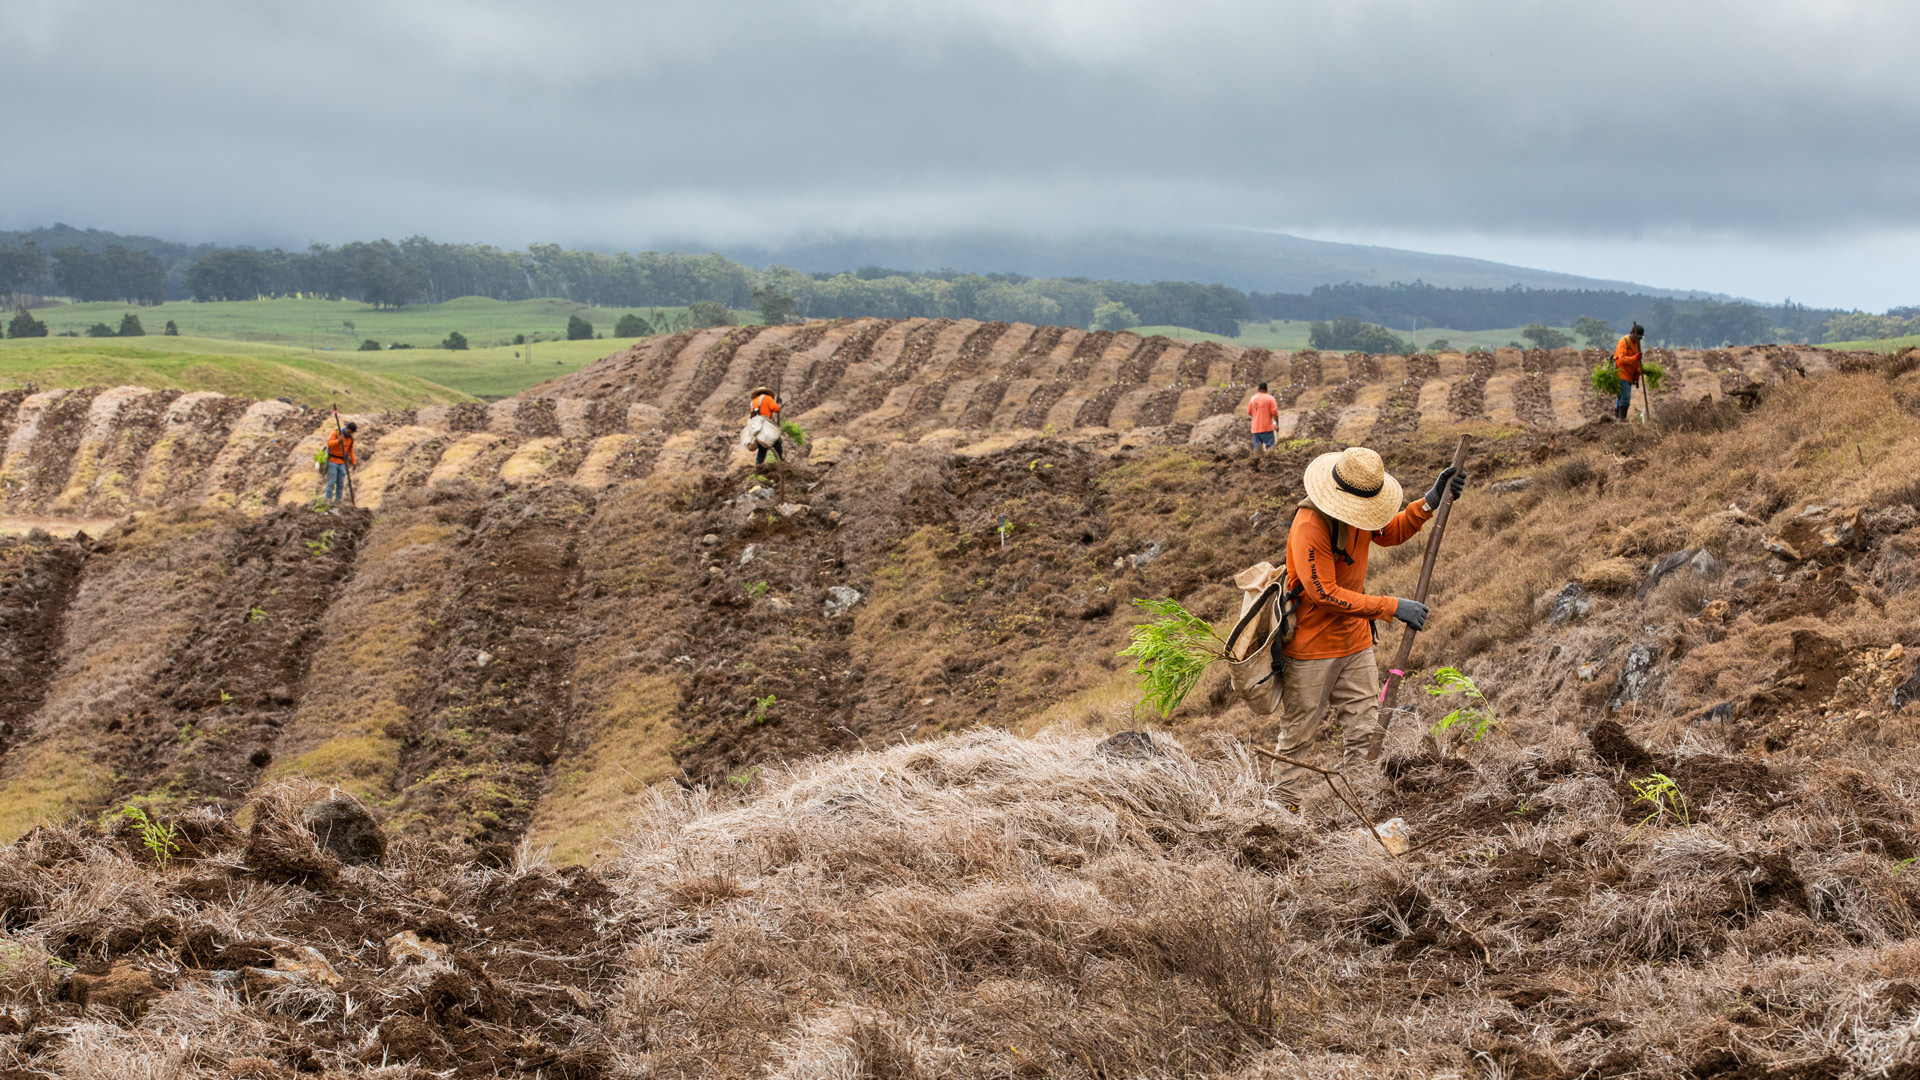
[1271,647,1380,794]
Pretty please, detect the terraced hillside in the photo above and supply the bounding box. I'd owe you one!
[0,324,1917,1076]
[0,320,1843,522]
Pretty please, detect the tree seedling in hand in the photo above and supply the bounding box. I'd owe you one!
[1120,598,1226,717]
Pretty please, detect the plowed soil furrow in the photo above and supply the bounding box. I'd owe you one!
[1279,350,1322,406]
[0,390,26,459]
[1078,337,1173,428]
[909,320,1006,416]
[793,319,896,412]
[6,389,97,510]
[394,484,596,848]
[1302,356,1375,439]
[853,318,953,418]
[668,326,767,429]
[1005,325,1064,380]
[745,344,795,402]
[1370,354,1440,440]
[1129,388,1185,427]
[1515,349,1559,428]
[117,507,372,809]
[1232,346,1272,387]
[140,394,253,508]
[959,377,1011,429]
[1449,350,1498,422]
[1022,330,1112,429]
[81,389,181,513]
[0,533,86,761]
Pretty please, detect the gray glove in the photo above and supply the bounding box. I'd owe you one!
[1424,466,1466,510]
[1393,598,1429,631]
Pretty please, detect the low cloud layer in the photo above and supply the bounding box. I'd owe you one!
[3,0,1915,304]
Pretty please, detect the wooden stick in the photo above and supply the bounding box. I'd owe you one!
[1367,434,1472,760]
[1247,744,1399,858]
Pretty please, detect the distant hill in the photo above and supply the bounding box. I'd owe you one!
[705,227,1717,299]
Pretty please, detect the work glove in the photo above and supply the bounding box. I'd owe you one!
[1424,466,1466,511]
[1393,598,1429,631]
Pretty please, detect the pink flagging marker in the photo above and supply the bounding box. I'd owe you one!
[1379,669,1406,704]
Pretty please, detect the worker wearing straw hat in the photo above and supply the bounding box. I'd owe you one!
[1274,446,1465,797]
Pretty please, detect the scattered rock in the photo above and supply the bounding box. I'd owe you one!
[300,794,386,866]
[739,544,760,566]
[475,650,492,668]
[765,597,793,614]
[1095,730,1158,760]
[385,930,448,967]
[742,485,775,505]
[1488,477,1532,494]
[824,586,862,617]
[1702,599,1731,622]
[1764,537,1804,561]
[1186,413,1243,449]
[1639,548,1700,596]
[1892,667,1920,710]
[827,509,843,525]
[1365,817,1410,856]
[1818,508,1863,551]
[700,533,719,546]
[1577,660,1606,682]
[67,960,159,1018]
[1607,642,1657,712]
[1578,557,1639,594]
[1548,582,1591,625]
[775,502,809,519]
[1129,541,1166,569]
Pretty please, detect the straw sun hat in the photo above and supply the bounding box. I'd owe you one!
[1303,447,1404,531]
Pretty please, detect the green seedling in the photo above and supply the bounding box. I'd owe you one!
[1427,666,1499,749]
[306,529,336,555]
[780,419,808,447]
[1629,773,1691,828]
[117,806,181,869]
[728,767,761,788]
[1120,598,1226,717]
[746,581,770,598]
[748,694,777,725]
[248,606,266,623]
[219,689,233,704]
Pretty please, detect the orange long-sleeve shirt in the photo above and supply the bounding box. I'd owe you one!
[325,429,356,466]
[1614,335,1643,383]
[1283,500,1433,660]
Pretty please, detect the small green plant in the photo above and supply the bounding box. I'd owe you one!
[1629,773,1691,828]
[748,473,771,485]
[748,694,777,725]
[746,580,770,598]
[1120,598,1226,717]
[1427,667,1499,748]
[727,767,761,788]
[309,494,330,513]
[780,419,808,447]
[306,529,336,555]
[218,689,233,704]
[117,806,181,869]
[1589,358,1669,398]
[247,605,266,623]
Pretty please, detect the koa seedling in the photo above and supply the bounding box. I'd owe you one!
[1120,598,1226,717]
[1630,773,1691,829]
[116,806,181,869]
[1426,666,1499,751]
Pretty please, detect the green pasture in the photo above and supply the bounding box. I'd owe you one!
[0,336,469,411]
[20,296,736,352]
[1820,333,1920,353]
[327,338,625,399]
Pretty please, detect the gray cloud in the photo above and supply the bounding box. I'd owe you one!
[2,0,1917,303]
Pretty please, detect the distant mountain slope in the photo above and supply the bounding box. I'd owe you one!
[709,228,1713,298]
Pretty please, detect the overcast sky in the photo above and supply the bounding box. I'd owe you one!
[3,0,1916,308]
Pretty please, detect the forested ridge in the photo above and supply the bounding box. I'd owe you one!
[2,224,1907,346]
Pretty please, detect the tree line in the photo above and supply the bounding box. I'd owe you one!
[1,226,1910,346]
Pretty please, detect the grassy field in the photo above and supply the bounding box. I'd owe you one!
[20,296,730,352]
[1820,333,1920,352]
[0,336,470,410]
[323,338,625,399]
[1133,319,1591,353]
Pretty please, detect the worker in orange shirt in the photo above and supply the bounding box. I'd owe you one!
[748,386,784,465]
[1274,446,1465,795]
[323,422,356,503]
[1613,323,1645,420]
[1247,381,1280,451]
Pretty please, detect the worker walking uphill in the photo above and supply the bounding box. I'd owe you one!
[1273,446,1466,797]
[1613,323,1645,420]
[324,422,356,503]
[748,386,784,465]
[1247,381,1280,451]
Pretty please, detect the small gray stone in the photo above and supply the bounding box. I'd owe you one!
[1639,548,1701,596]
[1488,477,1532,494]
[824,585,862,617]
[1129,541,1166,569]
[700,534,719,546]
[1607,643,1658,712]
[766,597,793,614]
[1686,550,1724,579]
[1548,582,1591,625]
[740,544,760,566]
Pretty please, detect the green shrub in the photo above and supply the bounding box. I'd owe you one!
[358,339,382,351]
[440,330,468,350]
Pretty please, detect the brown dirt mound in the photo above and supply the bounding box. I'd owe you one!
[793,319,894,413]
[0,532,87,757]
[667,325,767,428]
[1450,349,1498,421]
[1278,349,1321,406]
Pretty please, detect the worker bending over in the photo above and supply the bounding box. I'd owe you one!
[749,386,784,465]
[1275,446,1465,796]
